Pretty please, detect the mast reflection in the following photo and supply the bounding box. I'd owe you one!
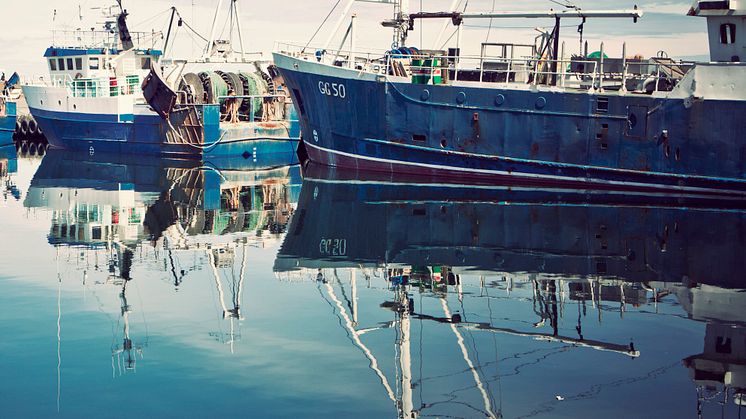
[275,164,746,418]
[25,150,302,370]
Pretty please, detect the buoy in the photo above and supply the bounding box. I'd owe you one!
[37,143,46,156]
[20,142,28,154]
[28,142,37,156]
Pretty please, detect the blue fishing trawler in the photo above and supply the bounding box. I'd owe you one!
[22,1,300,164]
[274,0,746,197]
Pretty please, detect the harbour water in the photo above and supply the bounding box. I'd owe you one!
[1,151,744,418]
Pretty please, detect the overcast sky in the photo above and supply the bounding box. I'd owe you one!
[0,0,707,77]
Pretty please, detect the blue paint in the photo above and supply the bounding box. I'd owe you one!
[284,167,746,287]
[0,144,17,174]
[203,170,222,211]
[277,59,746,194]
[29,104,300,163]
[0,101,17,147]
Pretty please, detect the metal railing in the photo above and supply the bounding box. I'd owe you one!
[66,75,143,98]
[275,42,696,94]
[51,29,161,51]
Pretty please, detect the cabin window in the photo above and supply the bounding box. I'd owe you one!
[57,58,65,71]
[75,58,83,71]
[66,58,74,71]
[140,57,151,70]
[89,57,100,70]
[721,23,736,44]
[49,59,57,71]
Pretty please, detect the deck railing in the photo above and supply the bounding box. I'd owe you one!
[50,29,160,51]
[275,41,695,94]
[62,75,143,98]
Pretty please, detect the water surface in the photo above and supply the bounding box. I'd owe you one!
[1,150,744,418]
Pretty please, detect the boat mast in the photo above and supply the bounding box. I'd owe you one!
[394,0,410,48]
[397,287,414,419]
[232,0,247,61]
[204,0,225,59]
[163,7,177,59]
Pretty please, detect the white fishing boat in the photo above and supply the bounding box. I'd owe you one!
[22,1,300,163]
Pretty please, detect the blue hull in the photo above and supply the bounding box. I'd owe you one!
[276,56,746,197]
[278,164,746,288]
[29,105,299,165]
[0,101,17,147]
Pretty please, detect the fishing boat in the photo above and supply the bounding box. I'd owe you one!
[22,1,300,163]
[274,0,746,197]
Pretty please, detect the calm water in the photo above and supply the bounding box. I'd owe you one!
[1,149,744,419]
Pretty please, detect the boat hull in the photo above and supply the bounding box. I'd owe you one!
[274,53,746,197]
[22,84,300,165]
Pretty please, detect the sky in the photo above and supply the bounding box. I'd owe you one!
[0,0,707,77]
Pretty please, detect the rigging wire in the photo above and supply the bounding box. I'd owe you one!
[485,0,497,43]
[303,0,343,53]
[129,8,172,30]
[174,9,209,42]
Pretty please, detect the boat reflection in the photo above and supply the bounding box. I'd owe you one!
[24,150,301,373]
[275,165,746,418]
[0,143,19,201]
